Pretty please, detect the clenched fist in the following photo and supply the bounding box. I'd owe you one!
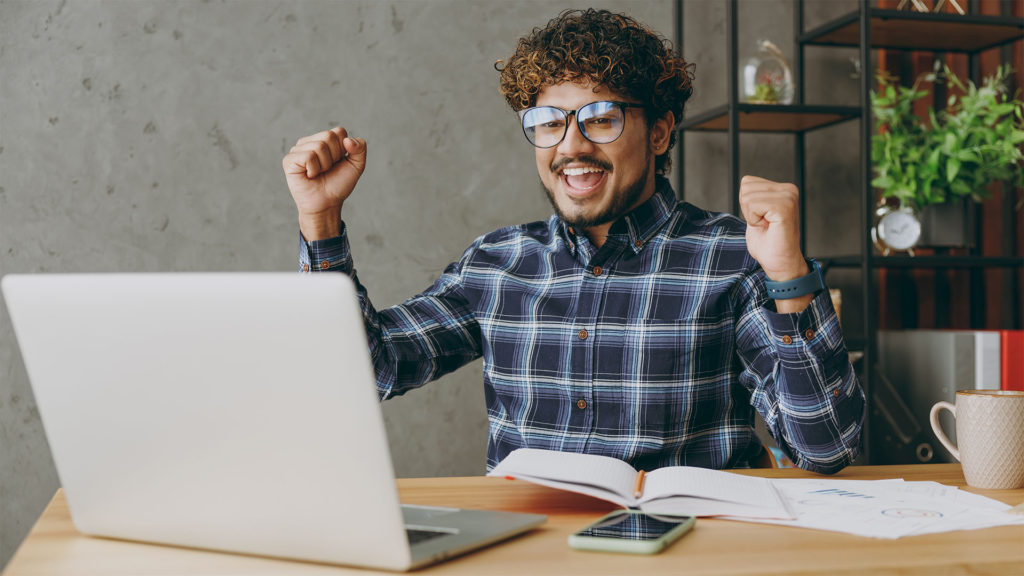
[739,175,815,312]
[283,126,367,241]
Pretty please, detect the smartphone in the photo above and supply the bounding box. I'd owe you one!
[568,509,696,554]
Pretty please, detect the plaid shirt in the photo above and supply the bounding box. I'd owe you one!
[301,176,864,474]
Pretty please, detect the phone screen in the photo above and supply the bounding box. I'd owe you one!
[573,510,694,541]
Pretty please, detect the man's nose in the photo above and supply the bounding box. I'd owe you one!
[556,115,596,156]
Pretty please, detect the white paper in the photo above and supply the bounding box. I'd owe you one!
[726,478,1024,539]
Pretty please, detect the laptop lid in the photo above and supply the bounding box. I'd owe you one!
[3,273,417,569]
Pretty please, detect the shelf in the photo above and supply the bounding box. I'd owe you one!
[800,8,1024,53]
[819,255,1024,269]
[873,256,1024,268]
[817,256,863,270]
[678,104,860,133]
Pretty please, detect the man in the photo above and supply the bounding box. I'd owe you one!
[282,9,864,474]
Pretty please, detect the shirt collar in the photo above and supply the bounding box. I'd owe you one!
[559,175,678,254]
[614,175,678,253]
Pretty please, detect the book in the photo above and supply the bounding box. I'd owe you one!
[487,448,794,520]
[973,331,1002,391]
[1001,331,1023,392]
[877,330,1003,392]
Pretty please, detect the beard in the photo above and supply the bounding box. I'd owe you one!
[541,148,652,229]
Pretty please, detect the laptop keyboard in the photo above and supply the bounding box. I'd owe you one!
[406,528,449,545]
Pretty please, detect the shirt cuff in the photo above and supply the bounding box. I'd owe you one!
[298,222,352,273]
[761,289,844,359]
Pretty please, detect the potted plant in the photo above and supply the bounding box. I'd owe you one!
[870,64,1024,251]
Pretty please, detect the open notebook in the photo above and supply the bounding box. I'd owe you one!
[490,448,794,519]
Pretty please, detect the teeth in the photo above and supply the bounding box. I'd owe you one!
[562,166,604,176]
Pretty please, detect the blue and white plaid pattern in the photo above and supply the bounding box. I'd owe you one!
[300,176,864,474]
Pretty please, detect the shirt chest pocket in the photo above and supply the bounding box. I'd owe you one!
[633,319,735,379]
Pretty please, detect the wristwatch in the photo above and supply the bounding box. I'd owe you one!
[764,259,825,299]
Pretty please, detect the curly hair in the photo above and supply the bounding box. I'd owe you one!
[496,9,694,174]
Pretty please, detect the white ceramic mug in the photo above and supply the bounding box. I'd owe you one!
[930,390,1024,489]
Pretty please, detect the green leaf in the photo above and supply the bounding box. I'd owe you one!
[872,176,894,189]
[993,103,1015,116]
[946,157,961,183]
[950,180,972,197]
[927,148,941,172]
[956,149,982,164]
[943,132,956,152]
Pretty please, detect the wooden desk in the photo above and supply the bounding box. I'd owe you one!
[3,464,1023,575]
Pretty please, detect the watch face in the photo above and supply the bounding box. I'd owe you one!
[877,209,922,251]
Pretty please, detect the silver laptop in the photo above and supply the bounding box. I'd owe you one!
[2,273,545,571]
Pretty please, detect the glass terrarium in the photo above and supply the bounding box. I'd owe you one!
[742,40,793,105]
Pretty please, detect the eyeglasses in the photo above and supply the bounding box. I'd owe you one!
[518,101,645,149]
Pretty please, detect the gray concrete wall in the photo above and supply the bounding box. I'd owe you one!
[0,0,863,569]
[0,0,676,567]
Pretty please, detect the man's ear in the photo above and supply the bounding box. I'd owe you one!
[650,111,675,155]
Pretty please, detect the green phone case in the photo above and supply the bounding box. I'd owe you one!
[567,510,696,555]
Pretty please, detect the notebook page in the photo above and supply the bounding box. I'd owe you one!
[640,496,792,519]
[643,466,785,510]
[488,449,639,505]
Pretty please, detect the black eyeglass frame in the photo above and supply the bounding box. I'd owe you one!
[518,100,646,149]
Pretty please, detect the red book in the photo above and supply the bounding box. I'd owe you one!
[1001,331,1024,391]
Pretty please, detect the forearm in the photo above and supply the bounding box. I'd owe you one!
[299,226,398,396]
[741,290,865,474]
[770,346,864,474]
[300,227,483,398]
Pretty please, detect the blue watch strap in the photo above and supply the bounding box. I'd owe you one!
[764,259,826,299]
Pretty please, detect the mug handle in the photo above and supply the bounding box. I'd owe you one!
[930,401,959,461]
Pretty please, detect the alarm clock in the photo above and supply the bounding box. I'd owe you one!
[872,202,922,256]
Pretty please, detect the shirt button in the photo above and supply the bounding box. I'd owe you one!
[805,329,816,340]
[833,389,840,397]
[634,240,643,248]
[592,266,603,277]
[302,264,310,272]
[781,335,793,345]
[319,260,331,270]
[578,329,588,340]
[577,399,587,410]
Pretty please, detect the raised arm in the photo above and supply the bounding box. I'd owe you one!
[733,273,864,474]
[283,127,482,398]
[735,175,864,474]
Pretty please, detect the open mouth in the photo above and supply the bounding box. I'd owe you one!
[560,165,607,196]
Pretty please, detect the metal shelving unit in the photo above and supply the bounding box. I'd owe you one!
[800,8,1024,52]
[828,256,1024,269]
[675,0,1024,464]
[677,103,861,132]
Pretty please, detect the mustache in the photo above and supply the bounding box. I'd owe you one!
[550,156,613,173]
